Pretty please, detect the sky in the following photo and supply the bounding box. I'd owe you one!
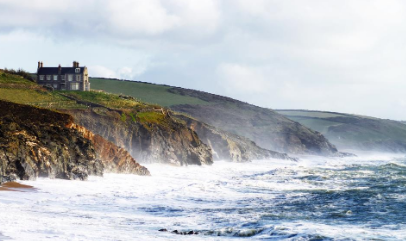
[1,0,406,120]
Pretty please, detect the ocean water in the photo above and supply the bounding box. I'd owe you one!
[1,154,406,240]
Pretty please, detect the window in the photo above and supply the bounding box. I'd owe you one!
[68,75,73,81]
[53,75,58,81]
[53,84,58,89]
[39,75,44,81]
[70,83,79,90]
[75,68,80,73]
[61,75,65,81]
[46,75,51,81]
[76,75,81,81]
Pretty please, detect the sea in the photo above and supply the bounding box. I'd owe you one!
[1,153,406,240]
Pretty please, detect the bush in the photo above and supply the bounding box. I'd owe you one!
[3,68,35,82]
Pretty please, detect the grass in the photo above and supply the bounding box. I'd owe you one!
[59,90,139,108]
[0,89,85,109]
[56,90,174,128]
[90,78,209,107]
[0,70,35,86]
[0,70,86,109]
[136,112,165,124]
[0,71,178,132]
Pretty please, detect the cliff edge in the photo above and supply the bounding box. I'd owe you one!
[0,100,149,184]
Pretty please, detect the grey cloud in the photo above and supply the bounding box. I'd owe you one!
[1,0,406,119]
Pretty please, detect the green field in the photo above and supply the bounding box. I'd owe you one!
[90,78,209,106]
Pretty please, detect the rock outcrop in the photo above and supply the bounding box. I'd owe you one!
[0,100,103,184]
[66,108,213,166]
[69,123,150,175]
[0,100,149,184]
[175,114,295,162]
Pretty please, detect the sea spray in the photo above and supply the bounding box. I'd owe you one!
[0,154,405,240]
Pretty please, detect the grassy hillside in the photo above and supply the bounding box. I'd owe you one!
[276,109,406,152]
[90,78,209,106]
[89,78,339,155]
[0,70,85,109]
[0,70,180,131]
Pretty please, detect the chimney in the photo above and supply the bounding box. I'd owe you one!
[58,64,61,74]
[41,62,43,68]
[73,61,76,67]
[38,61,41,69]
[77,62,80,67]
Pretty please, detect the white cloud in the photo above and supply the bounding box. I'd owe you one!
[218,63,271,94]
[0,0,222,42]
[104,0,180,36]
[89,65,117,78]
[2,0,406,119]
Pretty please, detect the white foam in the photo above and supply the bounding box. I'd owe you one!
[0,155,404,240]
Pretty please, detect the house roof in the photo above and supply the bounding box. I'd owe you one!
[37,67,86,75]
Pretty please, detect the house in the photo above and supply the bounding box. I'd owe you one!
[36,61,90,91]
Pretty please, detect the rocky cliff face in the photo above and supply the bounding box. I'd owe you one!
[0,100,103,184]
[175,114,295,162]
[0,100,149,184]
[170,96,338,156]
[69,123,150,175]
[66,108,213,166]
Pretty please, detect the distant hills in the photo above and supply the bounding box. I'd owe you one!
[90,78,340,156]
[276,110,406,152]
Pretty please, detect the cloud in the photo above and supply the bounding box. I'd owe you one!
[104,0,181,36]
[1,0,406,119]
[0,0,222,43]
[89,66,117,78]
[218,63,271,94]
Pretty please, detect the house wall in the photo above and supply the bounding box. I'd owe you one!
[37,67,90,91]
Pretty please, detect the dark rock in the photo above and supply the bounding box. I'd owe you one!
[0,100,150,183]
[66,108,213,166]
[0,100,103,182]
[167,230,198,235]
[158,229,168,232]
[68,123,150,176]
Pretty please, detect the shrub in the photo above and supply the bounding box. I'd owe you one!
[3,68,35,82]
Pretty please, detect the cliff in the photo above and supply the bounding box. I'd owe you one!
[0,70,213,167]
[66,107,213,166]
[0,100,103,184]
[277,109,406,153]
[174,114,295,162]
[69,123,150,175]
[89,78,340,156]
[0,100,149,184]
[168,88,339,156]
